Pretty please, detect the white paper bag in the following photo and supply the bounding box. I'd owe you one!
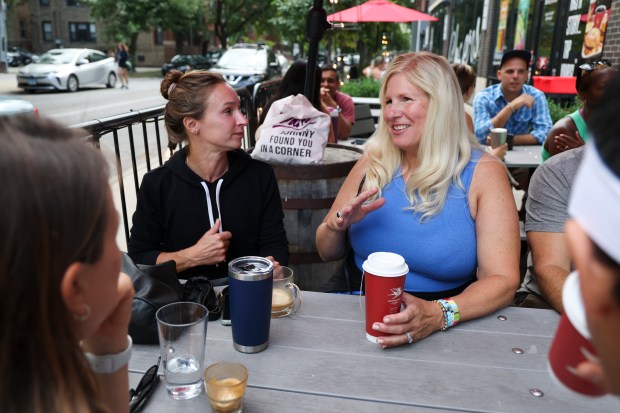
[251,94,330,165]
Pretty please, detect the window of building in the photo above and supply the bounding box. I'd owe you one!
[42,21,53,42]
[67,0,81,6]
[19,20,26,38]
[69,22,96,43]
[154,27,164,45]
[40,0,50,5]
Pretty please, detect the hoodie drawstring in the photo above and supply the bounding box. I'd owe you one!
[200,179,224,232]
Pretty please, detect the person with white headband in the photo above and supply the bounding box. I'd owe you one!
[563,71,620,395]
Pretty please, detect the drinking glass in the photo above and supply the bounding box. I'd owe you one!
[156,302,209,400]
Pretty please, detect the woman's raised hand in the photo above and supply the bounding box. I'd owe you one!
[83,272,135,354]
[554,130,585,153]
[188,219,232,266]
[333,188,385,230]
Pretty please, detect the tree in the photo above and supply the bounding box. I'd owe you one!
[268,0,311,57]
[152,0,205,54]
[85,0,158,66]
[207,0,273,49]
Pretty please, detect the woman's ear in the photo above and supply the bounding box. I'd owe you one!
[183,117,197,133]
[60,262,87,318]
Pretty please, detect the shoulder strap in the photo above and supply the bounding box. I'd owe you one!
[568,110,588,142]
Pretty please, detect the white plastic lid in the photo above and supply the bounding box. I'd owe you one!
[362,252,409,277]
[562,271,591,339]
[490,127,507,133]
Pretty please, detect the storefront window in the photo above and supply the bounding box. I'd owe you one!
[428,0,484,70]
[536,0,558,75]
[447,0,485,70]
[493,0,537,63]
[428,3,448,56]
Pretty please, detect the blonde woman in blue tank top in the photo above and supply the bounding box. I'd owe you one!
[316,52,520,348]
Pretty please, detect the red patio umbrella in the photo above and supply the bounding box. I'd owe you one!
[327,0,438,23]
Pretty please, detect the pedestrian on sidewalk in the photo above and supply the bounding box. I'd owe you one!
[116,43,130,89]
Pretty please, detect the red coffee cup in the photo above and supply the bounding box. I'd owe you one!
[363,252,408,343]
[548,272,605,396]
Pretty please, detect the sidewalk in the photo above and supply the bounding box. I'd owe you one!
[0,67,19,93]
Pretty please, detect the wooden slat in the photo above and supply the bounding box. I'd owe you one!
[128,373,461,413]
[129,292,619,413]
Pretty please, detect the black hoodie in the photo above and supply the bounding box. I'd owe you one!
[128,147,289,279]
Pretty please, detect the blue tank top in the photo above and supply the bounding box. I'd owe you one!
[350,150,483,293]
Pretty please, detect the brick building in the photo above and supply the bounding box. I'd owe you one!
[4,0,204,67]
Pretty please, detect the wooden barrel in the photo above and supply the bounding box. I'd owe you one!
[270,144,363,291]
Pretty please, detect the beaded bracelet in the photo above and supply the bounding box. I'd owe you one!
[433,298,460,331]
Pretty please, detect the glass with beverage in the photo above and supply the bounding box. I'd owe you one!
[156,302,209,400]
[205,362,249,413]
[272,266,301,318]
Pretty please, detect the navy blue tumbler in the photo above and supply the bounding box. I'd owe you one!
[228,256,273,353]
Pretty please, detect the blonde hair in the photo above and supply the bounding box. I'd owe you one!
[364,52,474,221]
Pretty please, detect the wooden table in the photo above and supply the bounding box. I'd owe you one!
[337,141,543,170]
[129,292,619,412]
[504,145,542,169]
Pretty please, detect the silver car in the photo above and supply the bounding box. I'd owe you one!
[17,48,117,92]
[0,95,38,117]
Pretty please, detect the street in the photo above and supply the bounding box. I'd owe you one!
[0,67,165,125]
[1,69,169,250]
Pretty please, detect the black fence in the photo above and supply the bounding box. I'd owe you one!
[72,81,280,247]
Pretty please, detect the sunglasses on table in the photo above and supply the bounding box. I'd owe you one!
[579,60,612,71]
[129,356,161,413]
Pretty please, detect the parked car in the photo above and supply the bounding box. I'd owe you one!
[160,50,223,76]
[0,95,38,118]
[209,43,281,93]
[17,48,117,93]
[161,54,213,76]
[7,47,39,67]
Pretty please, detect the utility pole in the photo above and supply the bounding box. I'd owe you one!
[304,0,329,106]
[1,0,8,73]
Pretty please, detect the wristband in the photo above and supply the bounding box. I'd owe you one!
[434,298,460,331]
[84,335,133,374]
[508,102,515,113]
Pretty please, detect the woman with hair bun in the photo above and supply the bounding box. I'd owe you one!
[128,70,289,281]
[317,52,520,347]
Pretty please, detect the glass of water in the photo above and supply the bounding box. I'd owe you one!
[156,302,209,400]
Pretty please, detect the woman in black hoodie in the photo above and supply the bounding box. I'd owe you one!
[128,70,289,281]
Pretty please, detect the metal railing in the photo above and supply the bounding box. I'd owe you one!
[72,81,280,248]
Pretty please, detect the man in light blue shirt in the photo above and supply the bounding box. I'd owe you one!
[474,49,552,145]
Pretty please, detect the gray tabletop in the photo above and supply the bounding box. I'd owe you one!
[130,291,619,412]
[504,145,542,168]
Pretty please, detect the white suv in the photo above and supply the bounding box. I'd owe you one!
[210,44,281,93]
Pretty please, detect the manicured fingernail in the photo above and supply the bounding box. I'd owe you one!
[383,317,390,323]
[376,339,383,344]
[372,323,380,330]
